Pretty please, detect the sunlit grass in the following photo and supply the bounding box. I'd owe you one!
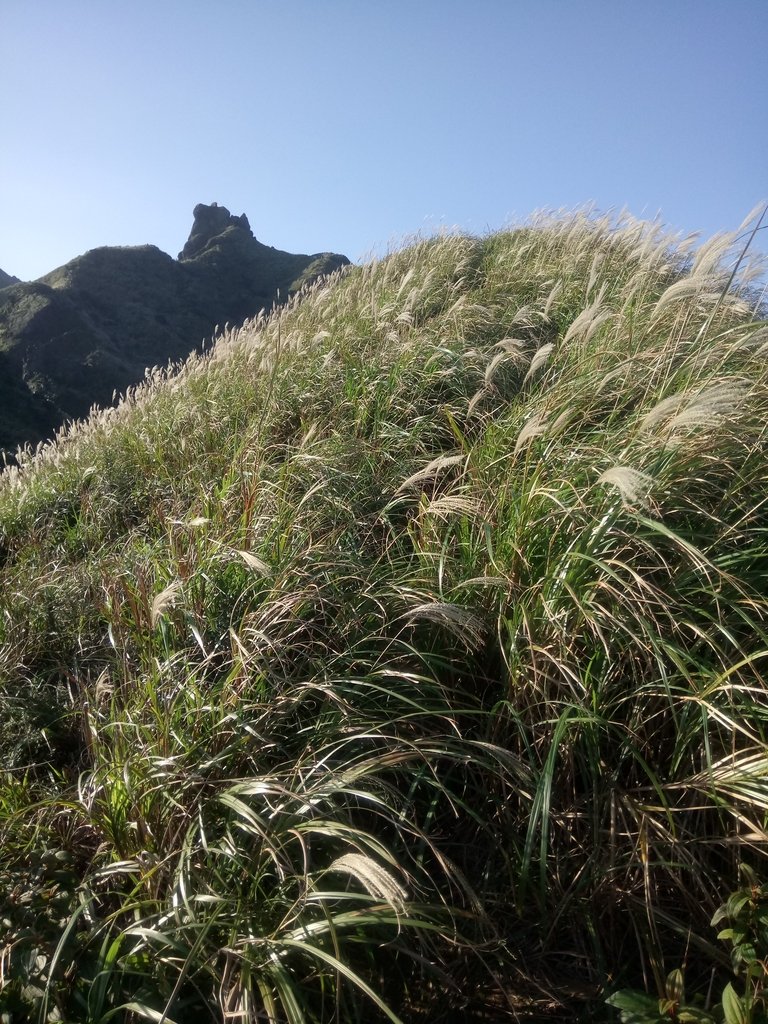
[0,207,766,1020]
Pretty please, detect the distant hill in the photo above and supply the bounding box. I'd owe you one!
[0,203,349,454]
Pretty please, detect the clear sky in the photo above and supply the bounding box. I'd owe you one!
[2,0,766,281]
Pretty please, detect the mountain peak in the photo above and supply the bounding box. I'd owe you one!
[179,202,252,260]
[0,204,349,455]
[0,267,21,289]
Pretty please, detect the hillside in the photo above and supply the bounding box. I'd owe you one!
[0,203,348,455]
[0,210,766,1022]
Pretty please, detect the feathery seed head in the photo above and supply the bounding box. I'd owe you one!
[597,465,654,507]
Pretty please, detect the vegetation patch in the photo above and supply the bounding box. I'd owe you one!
[0,208,766,1021]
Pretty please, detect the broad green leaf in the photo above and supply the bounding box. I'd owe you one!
[727,893,753,918]
[605,989,664,1021]
[733,940,757,966]
[721,983,748,1024]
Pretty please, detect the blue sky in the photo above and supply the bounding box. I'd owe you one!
[2,0,766,281]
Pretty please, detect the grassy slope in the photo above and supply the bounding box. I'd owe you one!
[0,210,767,1022]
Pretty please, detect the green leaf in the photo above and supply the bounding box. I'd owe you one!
[677,1010,718,1023]
[728,893,754,918]
[733,940,758,966]
[666,968,685,1004]
[739,864,760,889]
[721,983,748,1024]
[606,989,664,1022]
[713,905,732,927]
[279,938,405,1024]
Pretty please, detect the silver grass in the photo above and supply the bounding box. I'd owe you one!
[638,393,687,433]
[453,575,509,590]
[597,465,654,507]
[327,852,408,908]
[740,325,768,352]
[422,493,483,520]
[400,601,487,651]
[543,279,563,317]
[548,406,574,436]
[467,386,489,417]
[395,453,464,494]
[151,580,183,627]
[641,383,746,436]
[492,337,529,364]
[174,516,210,528]
[235,550,271,575]
[507,304,536,329]
[93,669,115,705]
[562,294,611,347]
[586,252,605,297]
[514,411,548,453]
[395,266,415,294]
[690,231,736,279]
[738,202,768,233]
[666,383,746,433]
[523,343,554,384]
[650,277,705,319]
[483,351,515,387]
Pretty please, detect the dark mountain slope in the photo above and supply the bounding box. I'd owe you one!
[0,268,20,289]
[0,204,348,454]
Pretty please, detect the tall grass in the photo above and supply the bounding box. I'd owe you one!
[0,207,766,1020]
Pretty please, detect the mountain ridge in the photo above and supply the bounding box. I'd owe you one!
[0,204,349,455]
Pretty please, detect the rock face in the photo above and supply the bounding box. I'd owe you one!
[0,268,20,289]
[0,205,349,455]
[179,202,252,259]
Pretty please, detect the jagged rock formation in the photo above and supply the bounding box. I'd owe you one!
[0,268,20,289]
[0,205,349,455]
[179,202,252,259]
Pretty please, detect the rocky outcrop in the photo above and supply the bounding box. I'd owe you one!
[0,268,21,289]
[179,202,252,260]
[0,205,349,455]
